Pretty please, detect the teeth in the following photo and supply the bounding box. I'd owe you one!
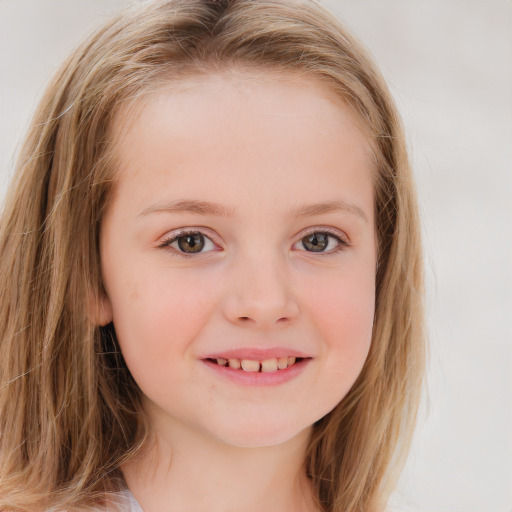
[214,356,300,372]
[261,358,278,372]
[241,359,261,372]
[228,358,241,370]
[277,356,288,370]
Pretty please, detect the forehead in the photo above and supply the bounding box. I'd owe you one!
[107,69,375,220]
[111,68,374,162]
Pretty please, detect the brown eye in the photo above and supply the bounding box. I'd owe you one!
[161,230,217,256]
[177,233,205,253]
[301,232,341,252]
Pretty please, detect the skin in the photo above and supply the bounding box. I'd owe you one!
[99,70,377,512]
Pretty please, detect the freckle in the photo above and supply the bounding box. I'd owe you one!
[129,286,140,300]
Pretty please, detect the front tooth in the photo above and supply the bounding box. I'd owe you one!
[216,358,227,366]
[287,356,296,366]
[241,359,260,372]
[277,357,288,370]
[261,358,278,372]
[228,358,241,370]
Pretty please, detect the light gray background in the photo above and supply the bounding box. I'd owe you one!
[1,1,511,511]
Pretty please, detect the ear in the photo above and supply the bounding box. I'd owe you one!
[91,290,114,326]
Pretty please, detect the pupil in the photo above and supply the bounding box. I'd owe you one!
[178,233,205,253]
[303,233,328,252]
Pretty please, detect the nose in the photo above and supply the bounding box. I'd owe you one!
[222,252,299,329]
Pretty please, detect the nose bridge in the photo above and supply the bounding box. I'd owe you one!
[223,245,298,328]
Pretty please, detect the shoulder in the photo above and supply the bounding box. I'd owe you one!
[105,490,143,512]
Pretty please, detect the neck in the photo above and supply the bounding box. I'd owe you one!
[122,409,318,512]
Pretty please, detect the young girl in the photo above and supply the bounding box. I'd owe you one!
[0,1,425,511]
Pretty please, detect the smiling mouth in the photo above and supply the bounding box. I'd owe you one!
[205,356,305,373]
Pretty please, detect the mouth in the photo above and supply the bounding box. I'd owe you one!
[201,354,312,387]
[205,356,306,373]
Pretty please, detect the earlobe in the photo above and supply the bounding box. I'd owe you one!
[93,292,114,326]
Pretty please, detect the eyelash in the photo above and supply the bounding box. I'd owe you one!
[158,227,349,257]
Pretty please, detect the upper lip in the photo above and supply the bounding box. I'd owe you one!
[201,347,312,360]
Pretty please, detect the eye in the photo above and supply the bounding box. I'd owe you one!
[160,231,217,255]
[294,230,346,253]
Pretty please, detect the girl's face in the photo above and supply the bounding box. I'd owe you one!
[100,71,377,448]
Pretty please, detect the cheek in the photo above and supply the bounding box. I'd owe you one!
[108,267,219,382]
[288,262,376,422]
[301,264,376,361]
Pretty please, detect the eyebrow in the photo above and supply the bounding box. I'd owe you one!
[138,199,368,223]
[291,200,368,223]
[139,200,233,218]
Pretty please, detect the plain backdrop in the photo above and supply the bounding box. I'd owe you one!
[1,1,511,511]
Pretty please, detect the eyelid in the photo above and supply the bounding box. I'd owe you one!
[297,225,349,243]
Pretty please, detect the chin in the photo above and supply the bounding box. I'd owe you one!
[210,419,312,449]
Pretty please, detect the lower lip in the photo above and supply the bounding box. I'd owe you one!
[201,358,311,387]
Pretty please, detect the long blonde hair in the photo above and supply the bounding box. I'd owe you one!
[0,1,425,510]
